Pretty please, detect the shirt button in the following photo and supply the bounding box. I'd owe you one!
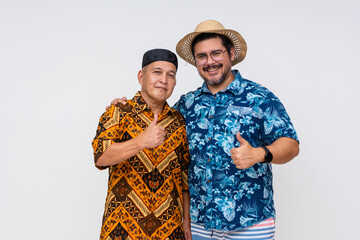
[214,96,217,100]
[207,180,211,183]
[209,115,213,118]
[208,137,211,141]
[208,159,211,162]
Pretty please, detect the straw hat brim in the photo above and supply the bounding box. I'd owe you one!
[176,29,247,66]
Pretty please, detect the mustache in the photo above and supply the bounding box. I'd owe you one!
[203,63,222,71]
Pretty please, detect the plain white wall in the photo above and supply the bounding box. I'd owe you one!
[1,0,359,239]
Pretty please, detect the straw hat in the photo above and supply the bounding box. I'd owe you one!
[176,20,247,66]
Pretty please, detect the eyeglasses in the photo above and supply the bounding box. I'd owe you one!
[194,49,227,66]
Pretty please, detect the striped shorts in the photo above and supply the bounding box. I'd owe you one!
[191,218,275,240]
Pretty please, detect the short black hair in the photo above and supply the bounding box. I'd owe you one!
[191,33,234,57]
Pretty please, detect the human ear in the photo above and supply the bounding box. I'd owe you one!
[137,70,143,85]
[230,47,235,61]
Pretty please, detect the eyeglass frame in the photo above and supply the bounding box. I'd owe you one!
[194,49,228,66]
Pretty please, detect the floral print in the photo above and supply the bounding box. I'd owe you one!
[173,70,298,230]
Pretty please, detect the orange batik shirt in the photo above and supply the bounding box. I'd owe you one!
[92,92,189,240]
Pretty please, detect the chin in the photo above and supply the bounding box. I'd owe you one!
[153,94,169,102]
[203,75,226,86]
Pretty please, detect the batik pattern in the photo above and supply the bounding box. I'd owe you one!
[173,70,298,231]
[92,92,189,240]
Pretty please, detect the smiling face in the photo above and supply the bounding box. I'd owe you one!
[193,36,235,92]
[138,61,177,105]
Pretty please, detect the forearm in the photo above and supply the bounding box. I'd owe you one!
[182,190,192,239]
[96,138,143,167]
[267,137,299,164]
[182,190,190,221]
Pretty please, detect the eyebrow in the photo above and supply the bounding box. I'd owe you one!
[151,67,162,71]
[152,67,176,75]
[196,49,223,56]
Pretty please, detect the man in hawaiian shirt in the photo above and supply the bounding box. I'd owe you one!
[92,49,191,240]
[110,20,299,239]
[173,20,299,239]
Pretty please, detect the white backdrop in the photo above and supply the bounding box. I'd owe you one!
[1,0,359,239]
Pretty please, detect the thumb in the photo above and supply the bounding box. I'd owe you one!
[150,114,159,126]
[236,132,248,145]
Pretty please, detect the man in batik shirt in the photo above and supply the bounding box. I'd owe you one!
[92,49,191,240]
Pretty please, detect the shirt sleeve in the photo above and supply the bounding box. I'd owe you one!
[259,90,299,145]
[91,105,122,170]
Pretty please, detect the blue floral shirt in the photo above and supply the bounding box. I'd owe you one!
[173,70,299,231]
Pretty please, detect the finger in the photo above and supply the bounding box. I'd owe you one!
[236,132,248,145]
[111,97,127,105]
[119,96,127,105]
[231,154,239,161]
[150,114,159,126]
[111,98,120,105]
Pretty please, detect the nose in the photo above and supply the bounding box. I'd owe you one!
[205,54,216,65]
[159,73,168,84]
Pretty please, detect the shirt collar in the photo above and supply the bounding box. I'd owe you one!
[195,69,243,96]
[132,91,172,116]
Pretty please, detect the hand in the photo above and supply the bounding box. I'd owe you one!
[105,97,127,110]
[137,114,166,149]
[230,132,264,169]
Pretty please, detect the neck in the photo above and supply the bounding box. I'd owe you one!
[207,71,235,95]
[140,92,165,115]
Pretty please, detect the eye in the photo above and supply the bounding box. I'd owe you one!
[153,70,161,74]
[196,54,207,60]
[212,51,222,57]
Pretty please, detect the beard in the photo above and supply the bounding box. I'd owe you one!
[201,63,228,86]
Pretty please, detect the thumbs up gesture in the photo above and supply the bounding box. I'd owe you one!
[137,114,166,149]
[230,132,264,169]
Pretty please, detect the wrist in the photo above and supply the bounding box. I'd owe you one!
[260,146,273,163]
[183,215,191,224]
[132,137,145,152]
